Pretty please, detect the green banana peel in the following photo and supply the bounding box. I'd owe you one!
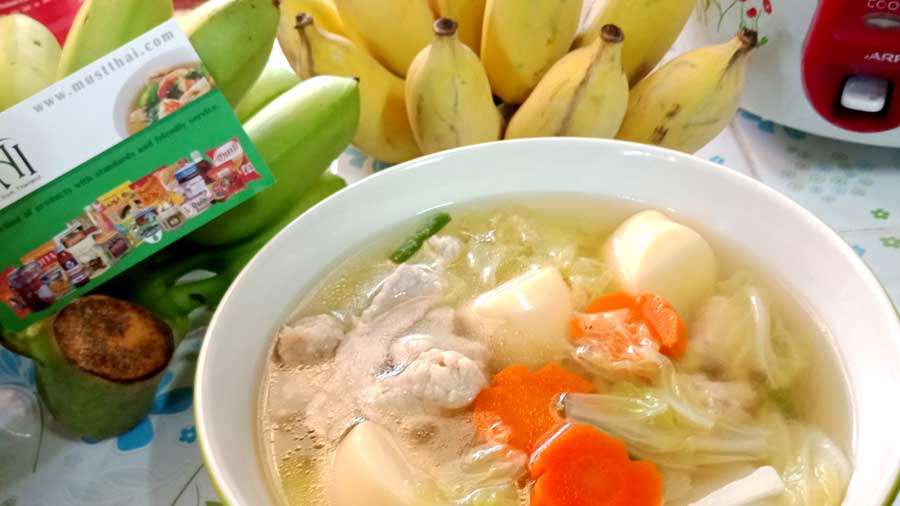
[57,0,174,78]
[0,14,61,112]
[189,75,360,246]
[234,67,301,122]
[183,0,280,106]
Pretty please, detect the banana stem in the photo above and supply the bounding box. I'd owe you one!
[296,12,314,29]
[600,24,624,43]
[434,18,458,37]
[738,28,759,48]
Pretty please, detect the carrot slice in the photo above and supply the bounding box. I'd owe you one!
[569,316,585,339]
[473,364,594,453]
[576,291,688,360]
[635,293,687,359]
[585,291,636,314]
[530,423,629,476]
[530,423,662,506]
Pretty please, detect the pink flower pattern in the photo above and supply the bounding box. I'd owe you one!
[703,0,774,46]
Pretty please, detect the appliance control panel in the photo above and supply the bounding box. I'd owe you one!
[802,0,900,133]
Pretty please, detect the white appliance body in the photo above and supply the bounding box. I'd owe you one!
[681,0,900,147]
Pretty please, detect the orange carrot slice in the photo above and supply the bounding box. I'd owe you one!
[634,293,687,359]
[530,423,663,506]
[575,291,688,360]
[473,364,594,453]
[585,291,637,314]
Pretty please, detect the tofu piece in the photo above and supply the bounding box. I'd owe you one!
[458,266,573,369]
[688,466,785,506]
[605,210,717,317]
[330,422,421,506]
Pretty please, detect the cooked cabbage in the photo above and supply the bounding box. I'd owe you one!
[684,272,807,390]
[567,256,612,310]
[437,443,526,506]
[659,365,759,430]
[454,210,605,293]
[767,414,851,506]
[454,485,520,506]
[563,376,770,469]
[573,311,667,383]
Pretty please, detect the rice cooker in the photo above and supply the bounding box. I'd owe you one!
[680,0,900,146]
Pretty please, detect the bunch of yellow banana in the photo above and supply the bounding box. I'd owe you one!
[276,0,759,161]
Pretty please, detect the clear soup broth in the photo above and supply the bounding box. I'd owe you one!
[259,194,853,506]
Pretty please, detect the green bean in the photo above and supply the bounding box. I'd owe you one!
[390,212,452,264]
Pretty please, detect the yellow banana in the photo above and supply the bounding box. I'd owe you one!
[432,0,485,54]
[294,13,421,163]
[0,14,61,112]
[181,0,280,107]
[333,0,435,77]
[405,18,501,154]
[506,24,628,140]
[616,29,758,153]
[575,0,695,86]
[58,0,173,78]
[480,0,581,104]
[277,0,367,69]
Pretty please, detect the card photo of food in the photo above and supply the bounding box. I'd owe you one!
[127,62,215,135]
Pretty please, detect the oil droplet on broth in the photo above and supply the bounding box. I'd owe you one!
[278,453,326,506]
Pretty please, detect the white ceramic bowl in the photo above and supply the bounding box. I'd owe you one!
[195,138,900,506]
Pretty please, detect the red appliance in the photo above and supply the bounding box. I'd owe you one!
[802,0,900,133]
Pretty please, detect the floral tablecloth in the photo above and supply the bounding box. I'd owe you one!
[2,70,899,506]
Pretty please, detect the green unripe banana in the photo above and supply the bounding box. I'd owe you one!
[234,67,301,122]
[189,75,360,246]
[181,0,280,107]
[0,14,61,111]
[57,0,174,78]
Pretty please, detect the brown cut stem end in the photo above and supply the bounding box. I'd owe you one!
[296,12,314,29]
[739,27,759,48]
[434,17,458,37]
[601,24,624,43]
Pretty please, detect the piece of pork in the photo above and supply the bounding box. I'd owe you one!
[277,314,345,366]
[390,330,489,367]
[359,264,445,326]
[299,264,448,440]
[367,348,487,413]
